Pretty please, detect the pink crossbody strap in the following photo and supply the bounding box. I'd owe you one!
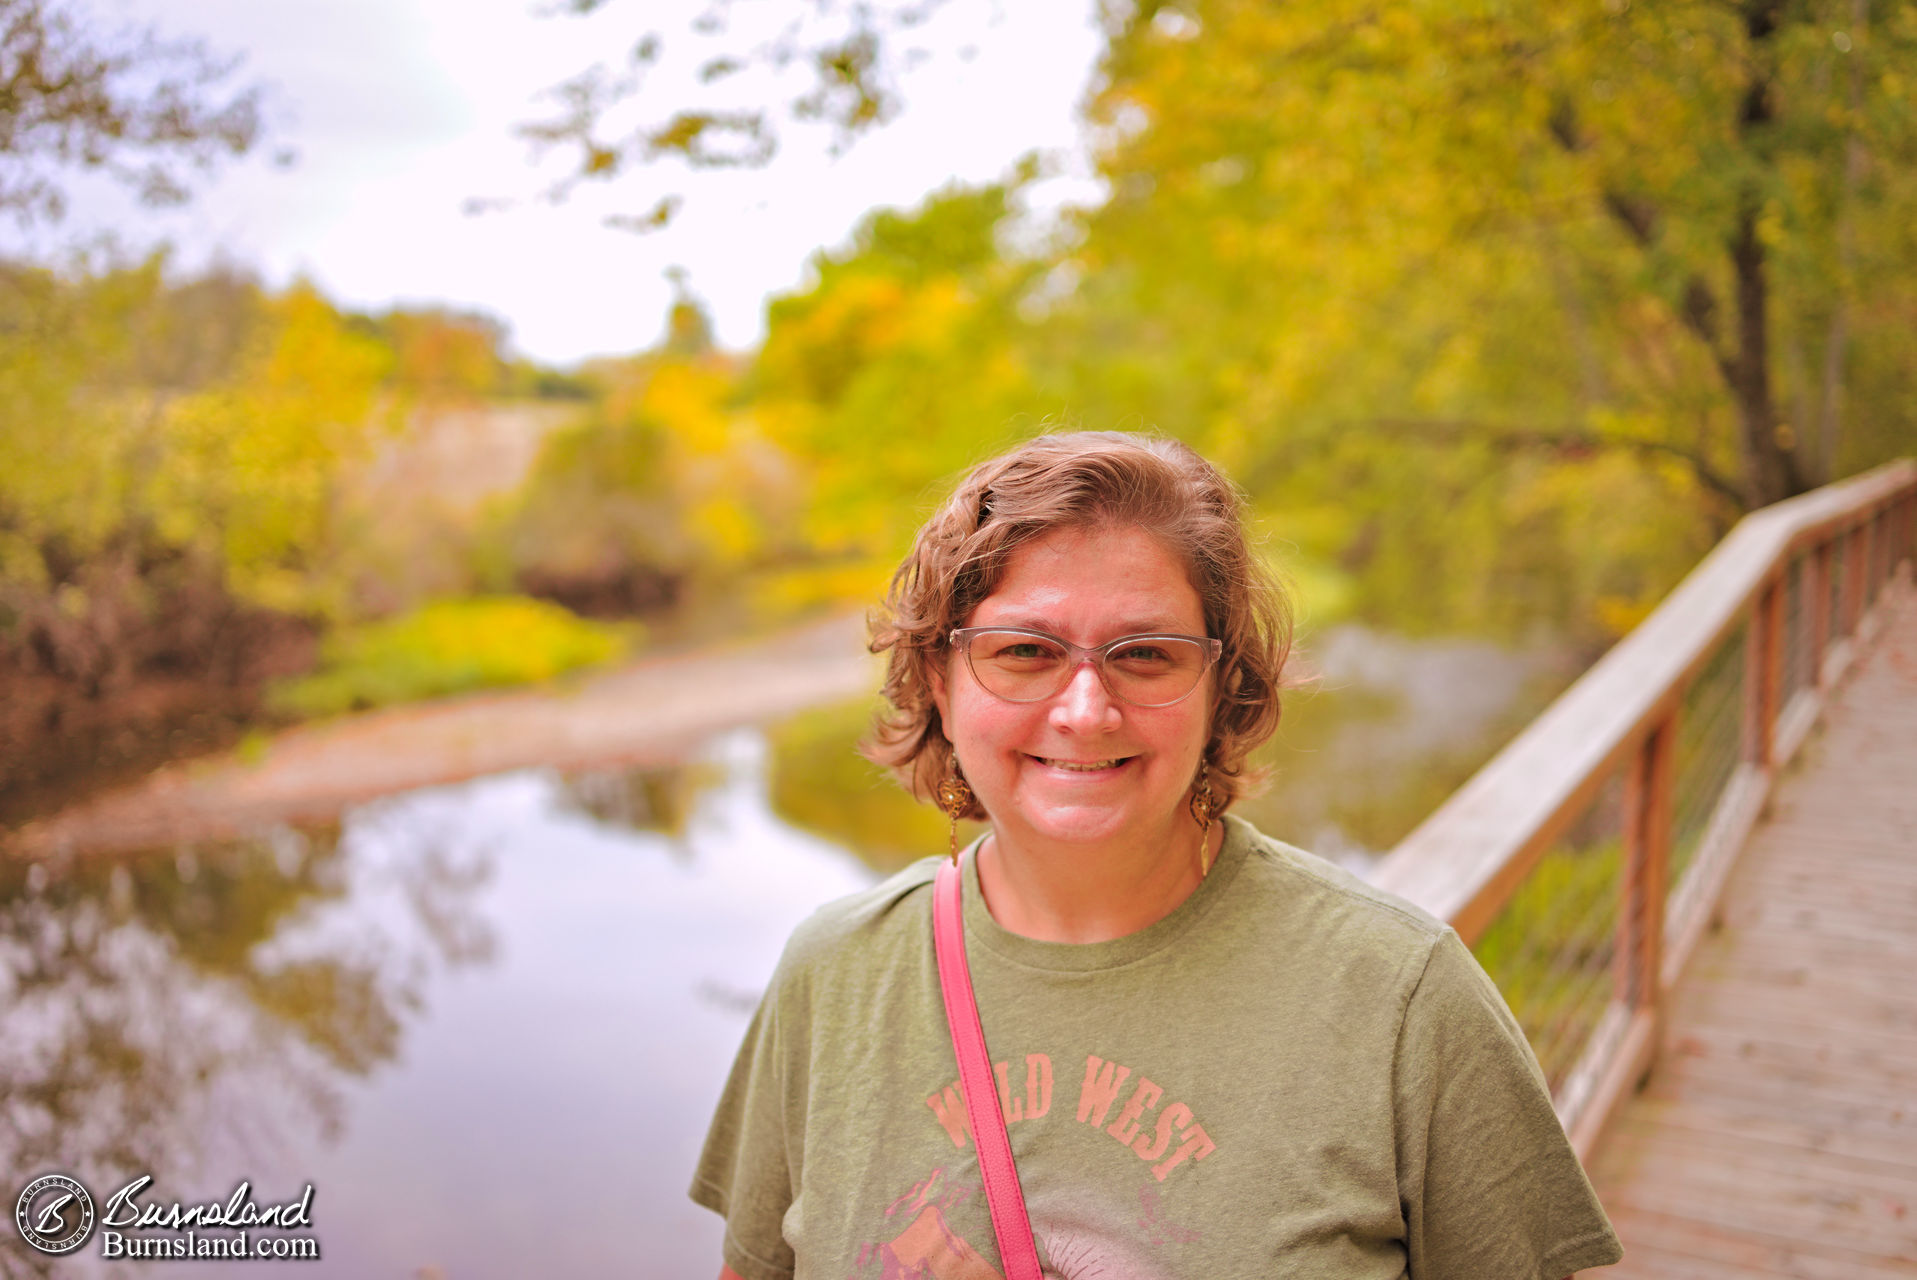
[933,855,1043,1280]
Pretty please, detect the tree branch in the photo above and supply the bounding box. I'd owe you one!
[514,0,959,227]
[1361,417,1749,511]
[1546,97,1737,390]
[0,0,264,223]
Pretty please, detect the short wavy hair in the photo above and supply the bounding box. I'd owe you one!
[864,431,1291,820]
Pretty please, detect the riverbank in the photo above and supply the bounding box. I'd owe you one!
[5,612,877,861]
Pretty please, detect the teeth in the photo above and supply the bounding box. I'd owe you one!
[1044,758,1123,771]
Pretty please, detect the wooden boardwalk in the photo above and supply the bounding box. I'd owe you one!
[1586,580,1917,1277]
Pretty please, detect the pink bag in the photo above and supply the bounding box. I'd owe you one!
[933,855,1044,1280]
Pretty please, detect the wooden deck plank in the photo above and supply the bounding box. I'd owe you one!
[1595,1141,1917,1260]
[1646,1058,1917,1125]
[1710,931,1917,964]
[1587,580,1917,1277]
[1604,1111,1917,1185]
[1728,865,1917,902]
[1600,1206,1917,1280]
[1660,1022,1917,1089]
[1649,980,1917,1035]
[1618,1085,1917,1168]
[1714,902,1917,952]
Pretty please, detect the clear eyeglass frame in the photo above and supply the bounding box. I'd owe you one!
[949,625,1223,708]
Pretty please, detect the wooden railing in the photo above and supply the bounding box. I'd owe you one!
[1371,459,1917,1159]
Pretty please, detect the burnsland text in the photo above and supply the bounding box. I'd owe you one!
[103,1177,314,1231]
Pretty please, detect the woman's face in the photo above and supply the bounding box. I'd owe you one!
[934,522,1213,855]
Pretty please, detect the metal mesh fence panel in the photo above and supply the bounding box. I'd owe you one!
[1871,514,1891,606]
[1829,534,1850,640]
[1470,768,1624,1095]
[1865,522,1878,608]
[1779,553,1812,708]
[1669,622,1746,891]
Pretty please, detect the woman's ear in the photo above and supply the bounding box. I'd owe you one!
[929,656,950,728]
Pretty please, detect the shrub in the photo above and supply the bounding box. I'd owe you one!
[270,596,631,717]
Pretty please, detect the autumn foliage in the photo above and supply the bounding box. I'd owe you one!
[6,0,1917,801]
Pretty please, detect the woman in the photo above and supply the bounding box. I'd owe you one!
[692,432,1622,1278]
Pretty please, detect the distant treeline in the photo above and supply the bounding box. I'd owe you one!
[7,0,1917,802]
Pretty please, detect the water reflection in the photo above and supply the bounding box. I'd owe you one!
[556,761,708,839]
[0,813,495,1280]
[5,729,876,1279]
[764,698,985,873]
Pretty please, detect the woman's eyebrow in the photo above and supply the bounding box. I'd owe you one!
[982,615,1192,635]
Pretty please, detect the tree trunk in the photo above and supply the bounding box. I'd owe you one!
[1817,0,1869,483]
[1729,201,1804,508]
[1728,0,1808,509]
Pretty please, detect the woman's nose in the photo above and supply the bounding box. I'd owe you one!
[1049,658,1121,731]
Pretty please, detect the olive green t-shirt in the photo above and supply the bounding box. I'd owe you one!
[691,815,1622,1279]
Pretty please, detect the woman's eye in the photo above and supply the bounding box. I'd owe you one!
[1115,645,1171,663]
[998,642,1055,661]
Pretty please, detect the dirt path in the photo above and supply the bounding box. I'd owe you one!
[6,612,878,860]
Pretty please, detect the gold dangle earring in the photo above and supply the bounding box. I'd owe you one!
[1189,765,1219,877]
[936,761,974,865]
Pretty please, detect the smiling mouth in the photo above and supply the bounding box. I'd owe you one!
[1032,756,1132,772]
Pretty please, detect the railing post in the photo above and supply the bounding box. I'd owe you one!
[1744,580,1783,769]
[1618,713,1675,1024]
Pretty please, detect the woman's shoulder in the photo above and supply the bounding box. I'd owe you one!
[775,856,941,978]
[1225,816,1452,960]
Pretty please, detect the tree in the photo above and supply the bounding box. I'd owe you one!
[0,260,393,699]
[522,1,1917,641]
[376,306,510,402]
[0,0,265,224]
[502,294,798,619]
[517,0,962,230]
[536,1,1917,509]
[750,182,1044,558]
[1075,0,1917,509]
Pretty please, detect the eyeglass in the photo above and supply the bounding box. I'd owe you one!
[950,626,1222,708]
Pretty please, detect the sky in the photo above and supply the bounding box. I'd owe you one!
[17,0,1106,364]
